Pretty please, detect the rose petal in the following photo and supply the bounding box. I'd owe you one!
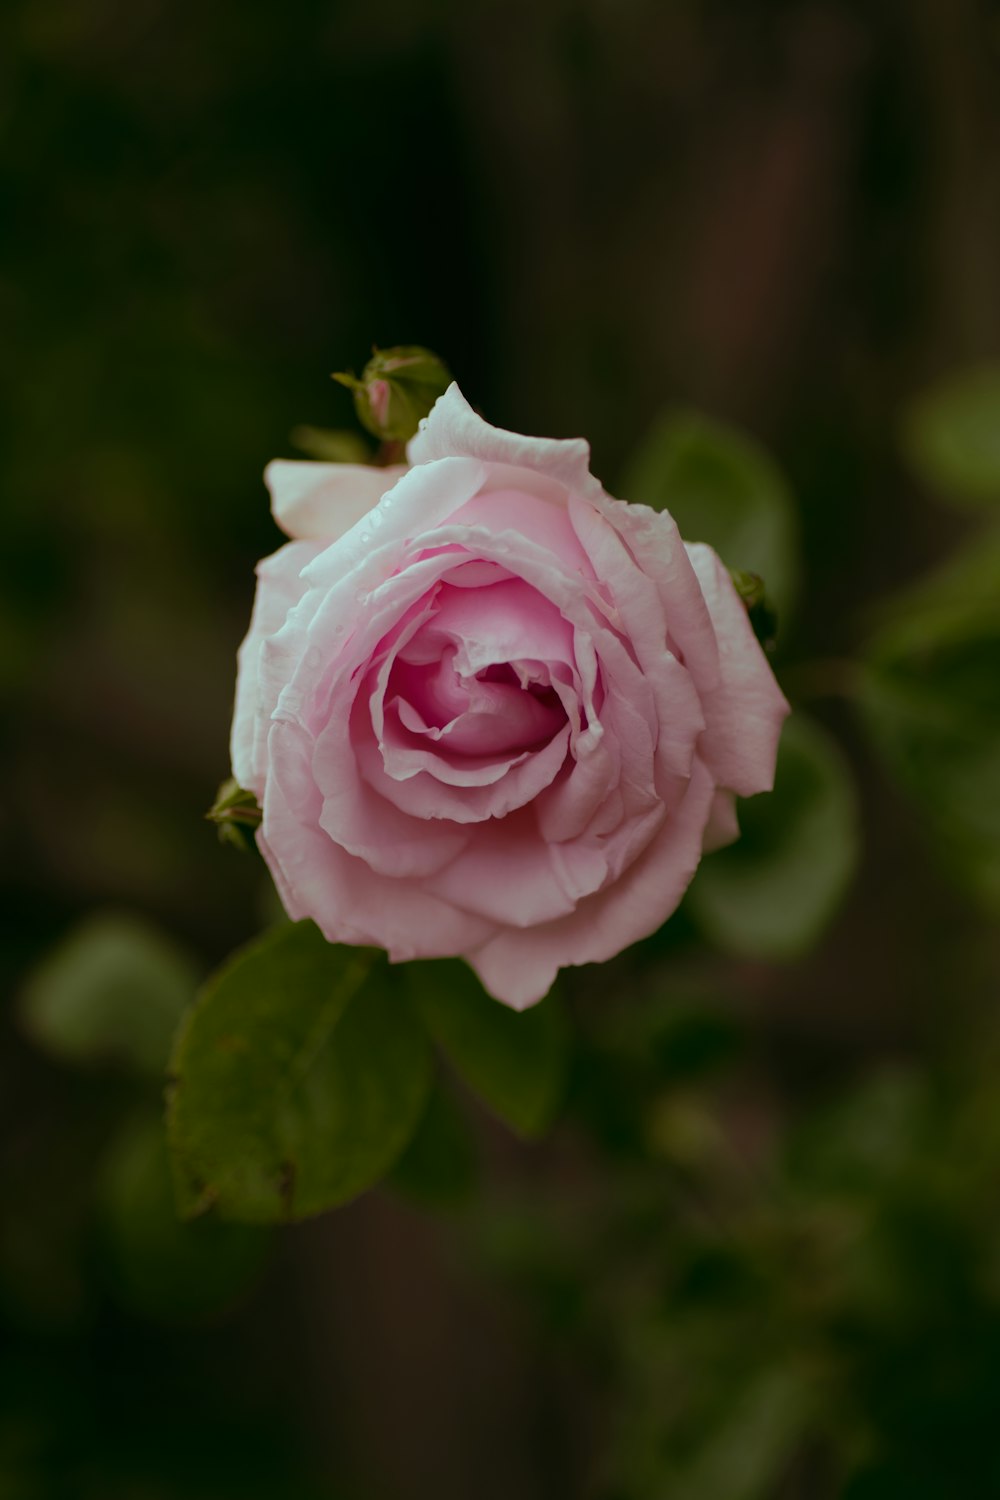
[408,384,601,498]
[262,719,497,958]
[449,488,594,574]
[296,457,489,598]
[266,460,408,542]
[465,756,717,1009]
[685,543,790,796]
[582,492,723,692]
[702,788,740,852]
[230,539,322,795]
[357,711,572,823]
[421,807,609,928]
[313,709,470,881]
[570,493,712,761]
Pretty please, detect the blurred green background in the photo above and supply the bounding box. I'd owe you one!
[3,0,1000,1496]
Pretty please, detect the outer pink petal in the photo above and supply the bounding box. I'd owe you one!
[262,465,493,753]
[313,709,470,880]
[685,543,790,796]
[533,734,620,844]
[260,720,497,959]
[569,495,706,790]
[230,539,321,795]
[296,457,488,598]
[465,757,717,1009]
[582,492,723,693]
[265,460,407,542]
[407,383,600,497]
[422,808,610,928]
[449,488,594,575]
[702,789,740,852]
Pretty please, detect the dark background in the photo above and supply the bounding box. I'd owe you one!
[3,1,1000,1497]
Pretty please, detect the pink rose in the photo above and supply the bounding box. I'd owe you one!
[231,386,789,1008]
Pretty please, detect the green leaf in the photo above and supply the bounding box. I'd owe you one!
[786,1068,929,1197]
[665,1365,815,1500]
[902,363,1000,508]
[167,921,431,1223]
[100,1112,269,1322]
[688,714,860,960]
[620,409,800,619]
[405,959,570,1139]
[860,553,1000,910]
[19,912,198,1075]
[388,1080,478,1207]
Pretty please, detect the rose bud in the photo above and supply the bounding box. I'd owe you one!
[206,776,261,853]
[231,386,789,1009]
[332,346,452,443]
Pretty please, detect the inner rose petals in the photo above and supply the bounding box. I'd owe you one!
[312,670,470,882]
[358,579,580,821]
[377,575,574,769]
[356,710,572,824]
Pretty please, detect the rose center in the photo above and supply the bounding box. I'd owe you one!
[389,649,567,759]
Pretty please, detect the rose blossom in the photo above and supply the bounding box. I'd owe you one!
[231,385,789,1008]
